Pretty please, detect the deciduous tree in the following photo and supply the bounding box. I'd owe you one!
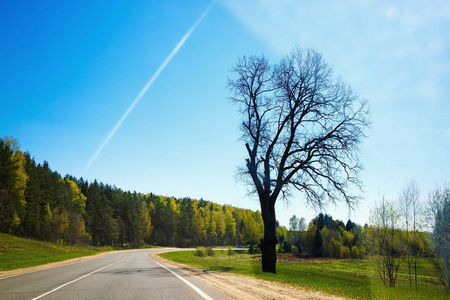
[399,180,421,288]
[228,47,369,273]
[369,196,401,287]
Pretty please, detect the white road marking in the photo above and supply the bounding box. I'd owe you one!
[146,254,214,300]
[31,255,128,300]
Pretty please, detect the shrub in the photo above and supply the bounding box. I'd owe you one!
[248,244,261,254]
[194,247,207,257]
[291,245,300,257]
[206,247,215,256]
[227,247,235,256]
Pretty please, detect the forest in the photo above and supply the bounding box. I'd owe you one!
[0,137,264,248]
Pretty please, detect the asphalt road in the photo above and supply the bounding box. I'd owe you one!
[0,249,230,300]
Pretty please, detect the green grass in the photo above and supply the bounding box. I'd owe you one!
[0,233,113,271]
[160,251,449,300]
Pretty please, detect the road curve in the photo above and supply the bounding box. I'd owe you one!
[0,249,230,300]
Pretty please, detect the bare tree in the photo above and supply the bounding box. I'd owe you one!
[228,47,370,273]
[289,215,300,232]
[288,215,305,251]
[369,196,401,287]
[399,180,421,289]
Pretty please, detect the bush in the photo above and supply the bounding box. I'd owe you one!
[206,247,215,256]
[248,244,261,254]
[291,245,300,257]
[227,247,235,256]
[194,247,207,257]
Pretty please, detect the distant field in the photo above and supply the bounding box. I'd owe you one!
[0,233,112,271]
[160,250,448,300]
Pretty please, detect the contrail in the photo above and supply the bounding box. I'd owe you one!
[82,2,214,175]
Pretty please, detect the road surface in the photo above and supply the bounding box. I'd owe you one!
[0,249,230,300]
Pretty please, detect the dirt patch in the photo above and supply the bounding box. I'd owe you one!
[150,253,347,300]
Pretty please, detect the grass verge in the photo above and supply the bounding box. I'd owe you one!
[160,250,448,300]
[0,233,113,271]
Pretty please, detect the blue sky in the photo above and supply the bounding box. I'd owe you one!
[1,0,449,227]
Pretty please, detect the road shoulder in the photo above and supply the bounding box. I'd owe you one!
[149,252,347,300]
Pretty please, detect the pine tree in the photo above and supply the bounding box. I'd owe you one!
[0,138,18,233]
[20,154,42,238]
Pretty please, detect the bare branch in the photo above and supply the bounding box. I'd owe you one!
[228,47,370,273]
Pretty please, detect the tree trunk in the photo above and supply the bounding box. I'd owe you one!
[260,234,277,273]
[260,198,277,273]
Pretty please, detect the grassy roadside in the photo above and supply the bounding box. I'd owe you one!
[0,233,113,271]
[160,250,448,300]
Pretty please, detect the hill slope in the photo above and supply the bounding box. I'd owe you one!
[0,233,112,271]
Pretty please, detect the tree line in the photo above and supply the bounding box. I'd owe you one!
[277,214,367,259]
[0,137,264,247]
[277,211,435,260]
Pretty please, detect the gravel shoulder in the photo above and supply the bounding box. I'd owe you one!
[150,253,347,300]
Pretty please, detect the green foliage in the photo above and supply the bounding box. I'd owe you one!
[329,238,342,258]
[351,245,363,258]
[0,138,22,234]
[197,247,207,257]
[342,230,355,248]
[276,224,289,252]
[194,246,207,257]
[239,210,264,246]
[224,210,236,245]
[291,245,299,257]
[340,245,350,259]
[282,216,305,253]
[280,242,291,253]
[206,247,215,256]
[281,213,368,260]
[303,223,318,256]
[248,244,261,254]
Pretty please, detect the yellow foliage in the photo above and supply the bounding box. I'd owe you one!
[141,202,153,238]
[2,137,28,231]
